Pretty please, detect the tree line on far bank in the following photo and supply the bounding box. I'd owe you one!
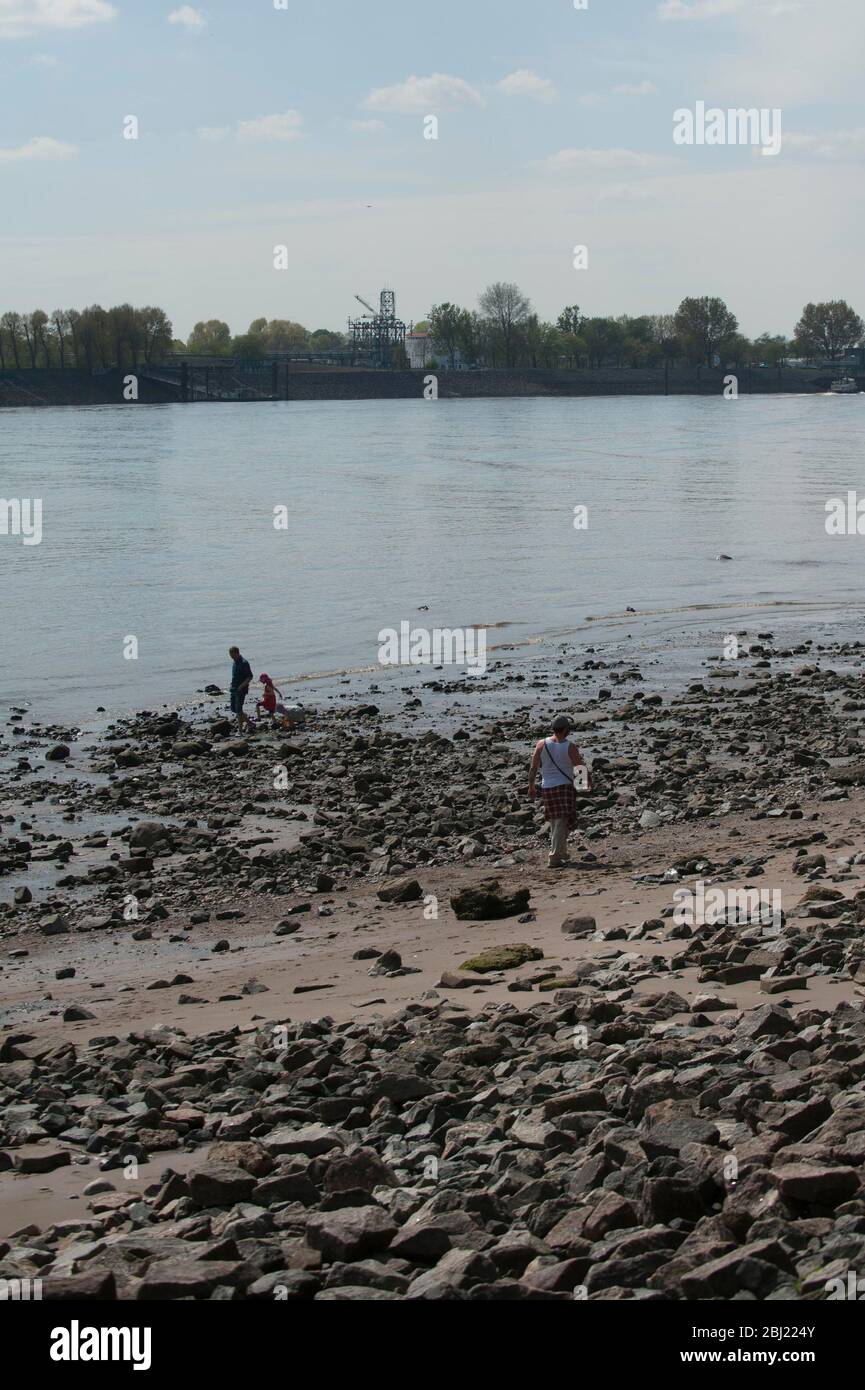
[0,308,341,370]
[424,290,865,371]
[1,294,861,373]
[0,305,173,371]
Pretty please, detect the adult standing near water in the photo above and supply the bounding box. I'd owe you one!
[528,714,590,868]
[228,646,253,733]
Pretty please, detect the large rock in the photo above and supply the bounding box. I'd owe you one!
[136,1258,252,1300]
[14,1149,71,1175]
[129,820,173,850]
[39,914,69,937]
[43,1270,117,1300]
[561,915,597,937]
[187,1163,257,1207]
[206,1140,273,1177]
[322,1148,398,1194]
[679,1240,795,1299]
[640,1101,720,1156]
[460,944,543,973]
[305,1206,397,1262]
[376,877,423,904]
[254,1172,319,1207]
[450,879,531,921]
[264,1125,345,1158]
[405,1248,497,1298]
[773,1164,860,1205]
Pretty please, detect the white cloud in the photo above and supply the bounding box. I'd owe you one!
[0,0,116,39]
[614,81,658,96]
[659,0,803,14]
[783,129,865,161]
[349,119,385,134]
[722,2,863,105]
[168,6,207,30]
[0,135,77,164]
[363,73,485,114]
[496,69,558,104]
[198,112,303,143]
[237,111,303,142]
[657,0,744,18]
[30,52,59,66]
[542,147,661,173]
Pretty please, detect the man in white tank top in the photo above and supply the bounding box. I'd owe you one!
[528,715,590,868]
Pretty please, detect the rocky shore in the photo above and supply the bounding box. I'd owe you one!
[3,631,865,1300]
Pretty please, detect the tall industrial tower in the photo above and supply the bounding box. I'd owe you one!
[347,288,406,367]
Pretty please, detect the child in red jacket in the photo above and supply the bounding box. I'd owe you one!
[256,673,281,721]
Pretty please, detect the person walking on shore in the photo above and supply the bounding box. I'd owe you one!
[529,715,590,868]
[228,646,253,733]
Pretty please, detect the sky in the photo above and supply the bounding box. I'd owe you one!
[1,0,863,340]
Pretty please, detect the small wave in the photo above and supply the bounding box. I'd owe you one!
[585,598,853,622]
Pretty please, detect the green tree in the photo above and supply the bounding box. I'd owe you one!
[537,322,565,368]
[456,310,483,367]
[428,302,470,368]
[478,281,532,368]
[71,306,107,369]
[65,309,83,368]
[557,305,582,338]
[4,312,24,367]
[581,317,624,368]
[559,331,582,367]
[231,332,266,360]
[21,311,42,367]
[186,319,232,355]
[51,309,70,367]
[794,301,864,361]
[519,314,543,367]
[309,329,344,353]
[753,333,789,367]
[107,303,142,368]
[673,296,739,366]
[263,319,308,352]
[725,334,756,368]
[614,317,656,367]
[139,307,173,364]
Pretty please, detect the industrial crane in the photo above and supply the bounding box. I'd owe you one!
[354,295,377,317]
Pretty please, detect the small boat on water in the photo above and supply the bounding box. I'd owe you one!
[830,375,860,393]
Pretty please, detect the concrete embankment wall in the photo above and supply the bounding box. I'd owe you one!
[0,369,178,407]
[0,364,842,407]
[286,366,835,400]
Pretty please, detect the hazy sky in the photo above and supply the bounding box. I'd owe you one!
[1,0,863,339]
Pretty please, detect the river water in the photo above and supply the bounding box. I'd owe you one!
[2,393,864,722]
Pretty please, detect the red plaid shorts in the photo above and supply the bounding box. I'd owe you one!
[539,784,577,829]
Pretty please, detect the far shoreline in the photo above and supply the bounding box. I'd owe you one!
[1,363,856,407]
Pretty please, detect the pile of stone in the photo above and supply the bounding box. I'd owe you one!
[2,986,864,1300]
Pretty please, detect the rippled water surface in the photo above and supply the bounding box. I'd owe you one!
[2,393,864,719]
